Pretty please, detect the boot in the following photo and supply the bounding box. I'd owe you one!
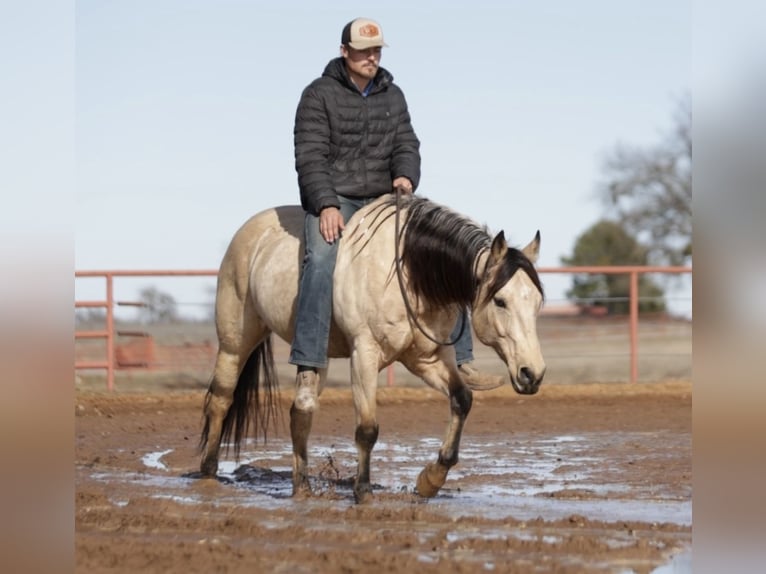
[458,362,505,391]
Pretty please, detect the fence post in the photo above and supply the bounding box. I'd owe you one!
[629,270,639,383]
[106,274,115,391]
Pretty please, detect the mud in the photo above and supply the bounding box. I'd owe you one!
[75,381,691,573]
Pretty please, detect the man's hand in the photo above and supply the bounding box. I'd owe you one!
[319,206,345,244]
[393,177,413,194]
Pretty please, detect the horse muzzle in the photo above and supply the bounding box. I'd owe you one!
[510,366,545,395]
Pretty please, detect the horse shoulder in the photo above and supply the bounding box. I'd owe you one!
[333,201,410,354]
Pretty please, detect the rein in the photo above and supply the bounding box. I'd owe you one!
[393,188,467,347]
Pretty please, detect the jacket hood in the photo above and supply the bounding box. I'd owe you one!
[322,57,393,93]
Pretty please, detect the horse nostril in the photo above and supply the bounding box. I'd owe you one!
[520,367,533,385]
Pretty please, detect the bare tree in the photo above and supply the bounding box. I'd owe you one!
[75,307,106,326]
[599,95,691,265]
[137,286,179,324]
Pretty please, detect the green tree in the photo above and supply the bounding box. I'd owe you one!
[562,220,666,315]
[599,95,691,265]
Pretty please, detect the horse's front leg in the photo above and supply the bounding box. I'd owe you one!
[350,345,381,504]
[416,381,472,497]
[406,355,473,498]
[290,367,326,496]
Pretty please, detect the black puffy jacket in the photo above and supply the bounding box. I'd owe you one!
[294,57,421,215]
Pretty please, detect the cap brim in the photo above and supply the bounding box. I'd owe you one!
[347,40,388,50]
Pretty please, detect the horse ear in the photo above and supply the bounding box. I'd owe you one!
[522,230,541,264]
[489,231,508,266]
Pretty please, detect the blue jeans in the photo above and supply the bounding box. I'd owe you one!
[289,195,475,368]
[452,312,474,366]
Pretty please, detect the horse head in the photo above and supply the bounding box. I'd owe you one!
[471,231,546,395]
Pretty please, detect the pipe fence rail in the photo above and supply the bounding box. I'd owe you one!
[75,266,691,391]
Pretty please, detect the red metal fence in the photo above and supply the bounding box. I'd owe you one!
[75,266,691,390]
[75,270,217,390]
[538,265,691,384]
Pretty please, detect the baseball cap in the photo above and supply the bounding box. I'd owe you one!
[341,18,388,50]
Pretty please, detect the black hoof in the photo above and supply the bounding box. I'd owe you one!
[200,459,218,477]
[292,477,313,498]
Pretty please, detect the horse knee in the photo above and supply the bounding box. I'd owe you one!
[293,392,317,413]
[450,386,473,417]
[293,371,319,413]
[355,423,379,451]
[290,404,313,444]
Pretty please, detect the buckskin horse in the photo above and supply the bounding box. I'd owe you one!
[199,193,545,502]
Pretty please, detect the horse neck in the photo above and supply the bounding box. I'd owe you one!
[470,248,492,308]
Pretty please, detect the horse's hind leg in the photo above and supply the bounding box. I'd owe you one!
[200,304,266,477]
[405,355,473,498]
[290,367,326,495]
[200,346,243,476]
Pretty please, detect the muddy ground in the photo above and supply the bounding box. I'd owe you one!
[75,380,691,573]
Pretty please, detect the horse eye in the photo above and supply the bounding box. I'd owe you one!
[493,297,506,308]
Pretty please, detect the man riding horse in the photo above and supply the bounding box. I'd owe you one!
[289,17,503,409]
[199,19,545,502]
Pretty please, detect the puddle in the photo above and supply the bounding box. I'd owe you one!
[141,448,173,471]
[650,550,692,573]
[81,431,691,574]
[82,430,693,528]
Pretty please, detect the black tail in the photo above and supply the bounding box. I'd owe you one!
[199,336,281,460]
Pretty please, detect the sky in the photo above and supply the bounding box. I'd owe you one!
[69,0,692,317]
[9,1,695,317]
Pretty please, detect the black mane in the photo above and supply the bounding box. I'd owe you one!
[351,195,543,308]
[369,195,543,308]
[397,196,489,307]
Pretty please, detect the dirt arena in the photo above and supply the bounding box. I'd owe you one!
[75,379,691,573]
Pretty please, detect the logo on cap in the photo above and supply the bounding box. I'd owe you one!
[358,24,380,38]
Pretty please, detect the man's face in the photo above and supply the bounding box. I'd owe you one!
[341,45,382,81]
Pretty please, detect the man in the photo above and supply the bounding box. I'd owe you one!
[290,17,503,402]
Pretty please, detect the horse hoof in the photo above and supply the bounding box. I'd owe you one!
[200,459,218,477]
[292,478,313,498]
[354,483,372,504]
[416,471,440,498]
[416,463,447,498]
